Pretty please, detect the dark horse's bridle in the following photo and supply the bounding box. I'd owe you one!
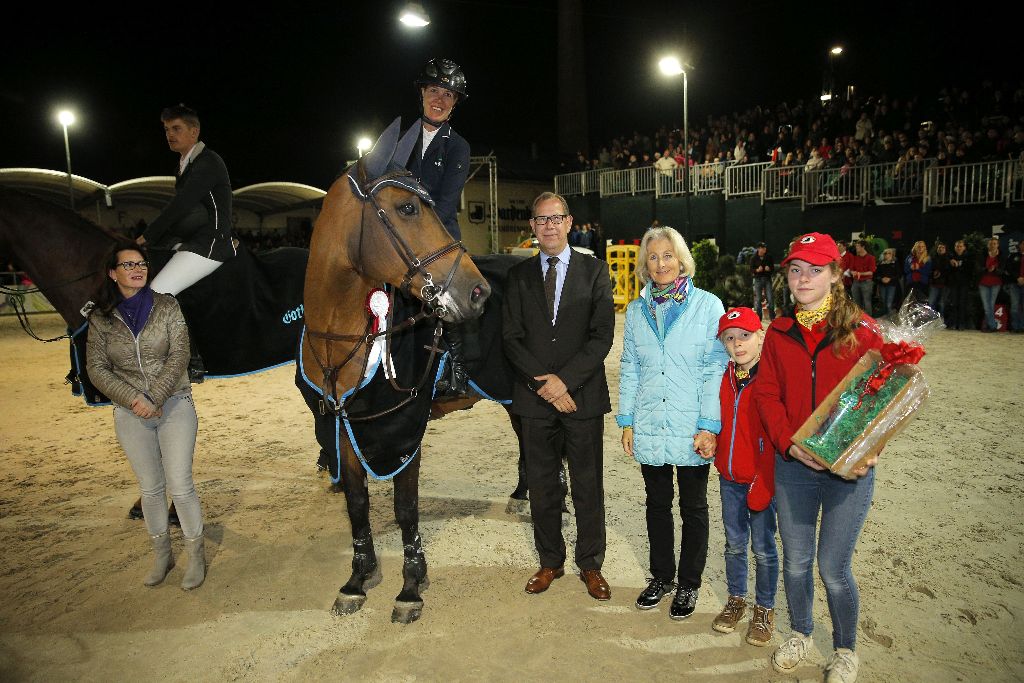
[304,164,469,420]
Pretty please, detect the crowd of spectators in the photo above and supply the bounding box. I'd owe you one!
[562,80,1024,176]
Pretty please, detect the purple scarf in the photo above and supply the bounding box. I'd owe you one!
[117,286,155,337]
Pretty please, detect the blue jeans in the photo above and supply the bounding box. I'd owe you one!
[720,476,779,607]
[114,392,203,539]
[928,286,948,318]
[879,284,898,315]
[753,278,774,319]
[850,280,874,315]
[978,285,1001,331]
[774,454,874,650]
[1008,283,1024,331]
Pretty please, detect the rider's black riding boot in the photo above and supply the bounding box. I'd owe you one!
[435,321,471,397]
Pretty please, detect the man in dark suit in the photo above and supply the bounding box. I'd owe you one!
[503,191,615,600]
[405,58,473,397]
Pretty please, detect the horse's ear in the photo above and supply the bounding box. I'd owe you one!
[393,122,419,170]
[362,117,402,180]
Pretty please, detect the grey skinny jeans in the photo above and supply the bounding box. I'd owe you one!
[114,392,203,539]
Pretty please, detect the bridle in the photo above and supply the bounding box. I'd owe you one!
[304,163,467,419]
[0,270,100,343]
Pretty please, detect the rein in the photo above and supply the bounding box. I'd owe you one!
[304,166,466,420]
[0,270,100,343]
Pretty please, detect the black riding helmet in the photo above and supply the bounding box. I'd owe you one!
[414,58,469,99]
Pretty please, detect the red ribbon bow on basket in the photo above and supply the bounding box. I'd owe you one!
[854,340,926,409]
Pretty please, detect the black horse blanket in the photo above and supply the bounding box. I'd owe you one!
[69,245,308,405]
[297,254,522,482]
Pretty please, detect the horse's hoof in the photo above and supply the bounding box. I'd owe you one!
[505,497,529,516]
[332,592,367,616]
[128,504,144,521]
[391,600,424,624]
[329,482,344,494]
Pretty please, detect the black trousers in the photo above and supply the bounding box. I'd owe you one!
[521,413,606,571]
[641,462,710,589]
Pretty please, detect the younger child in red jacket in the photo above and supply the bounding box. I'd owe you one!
[711,307,778,647]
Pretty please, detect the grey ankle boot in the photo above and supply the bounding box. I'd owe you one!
[181,535,206,590]
[144,531,174,586]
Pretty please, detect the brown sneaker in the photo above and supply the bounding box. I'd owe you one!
[712,595,747,633]
[746,604,775,646]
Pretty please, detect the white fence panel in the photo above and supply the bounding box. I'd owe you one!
[724,162,771,198]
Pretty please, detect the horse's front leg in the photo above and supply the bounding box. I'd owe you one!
[391,455,428,624]
[332,444,382,616]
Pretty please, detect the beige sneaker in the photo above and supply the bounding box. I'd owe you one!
[711,595,747,633]
[825,648,859,683]
[772,633,813,673]
[745,604,775,646]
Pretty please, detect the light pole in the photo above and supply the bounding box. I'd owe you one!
[57,109,76,209]
[357,137,373,158]
[826,45,843,101]
[659,56,692,232]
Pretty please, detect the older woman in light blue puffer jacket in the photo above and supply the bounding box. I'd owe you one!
[617,226,728,621]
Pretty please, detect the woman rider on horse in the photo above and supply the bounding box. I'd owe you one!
[405,58,473,396]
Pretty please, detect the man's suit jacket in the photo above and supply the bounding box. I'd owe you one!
[502,250,614,419]
[406,121,470,240]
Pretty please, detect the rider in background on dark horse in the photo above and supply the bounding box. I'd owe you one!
[405,58,475,397]
[137,104,236,380]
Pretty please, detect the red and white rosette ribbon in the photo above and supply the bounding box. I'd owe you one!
[364,289,396,379]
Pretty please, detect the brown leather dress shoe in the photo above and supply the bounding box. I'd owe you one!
[525,567,565,594]
[580,569,611,600]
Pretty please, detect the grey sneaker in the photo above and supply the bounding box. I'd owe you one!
[745,605,775,646]
[711,595,747,633]
[772,633,813,673]
[825,648,859,683]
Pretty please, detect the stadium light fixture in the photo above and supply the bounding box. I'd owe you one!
[399,2,430,27]
[831,46,844,56]
[357,137,373,158]
[56,109,76,209]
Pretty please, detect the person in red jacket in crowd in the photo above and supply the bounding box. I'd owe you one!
[837,240,852,291]
[753,232,883,683]
[711,307,778,648]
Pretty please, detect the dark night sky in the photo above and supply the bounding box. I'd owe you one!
[4,1,1017,188]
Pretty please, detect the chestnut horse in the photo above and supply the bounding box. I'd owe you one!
[298,119,491,623]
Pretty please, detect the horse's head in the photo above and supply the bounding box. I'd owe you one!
[314,118,489,322]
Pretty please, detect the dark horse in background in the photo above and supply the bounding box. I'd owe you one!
[0,189,308,392]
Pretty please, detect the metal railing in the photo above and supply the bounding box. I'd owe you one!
[599,166,656,197]
[924,160,1013,210]
[725,162,772,198]
[553,157,1024,210]
[763,165,805,202]
[554,168,603,196]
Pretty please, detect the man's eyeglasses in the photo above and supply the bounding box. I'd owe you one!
[531,214,568,226]
[116,261,149,271]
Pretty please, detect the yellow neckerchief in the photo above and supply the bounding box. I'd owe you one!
[734,356,760,381]
[795,292,832,329]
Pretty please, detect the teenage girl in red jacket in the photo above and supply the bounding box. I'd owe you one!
[753,232,882,683]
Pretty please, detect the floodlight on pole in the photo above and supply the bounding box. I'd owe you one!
[56,109,76,209]
[658,55,692,231]
[399,2,430,27]
[357,137,373,158]
[830,46,844,56]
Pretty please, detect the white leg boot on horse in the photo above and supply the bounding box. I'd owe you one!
[181,535,206,590]
[144,531,174,586]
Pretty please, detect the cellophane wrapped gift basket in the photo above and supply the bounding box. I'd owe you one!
[792,297,943,479]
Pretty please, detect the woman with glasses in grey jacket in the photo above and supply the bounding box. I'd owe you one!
[87,241,205,590]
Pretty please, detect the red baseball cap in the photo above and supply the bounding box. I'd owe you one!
[781,232,841,266]
[718,307,762,337]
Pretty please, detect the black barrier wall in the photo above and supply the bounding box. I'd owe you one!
[567,193,1024,256]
